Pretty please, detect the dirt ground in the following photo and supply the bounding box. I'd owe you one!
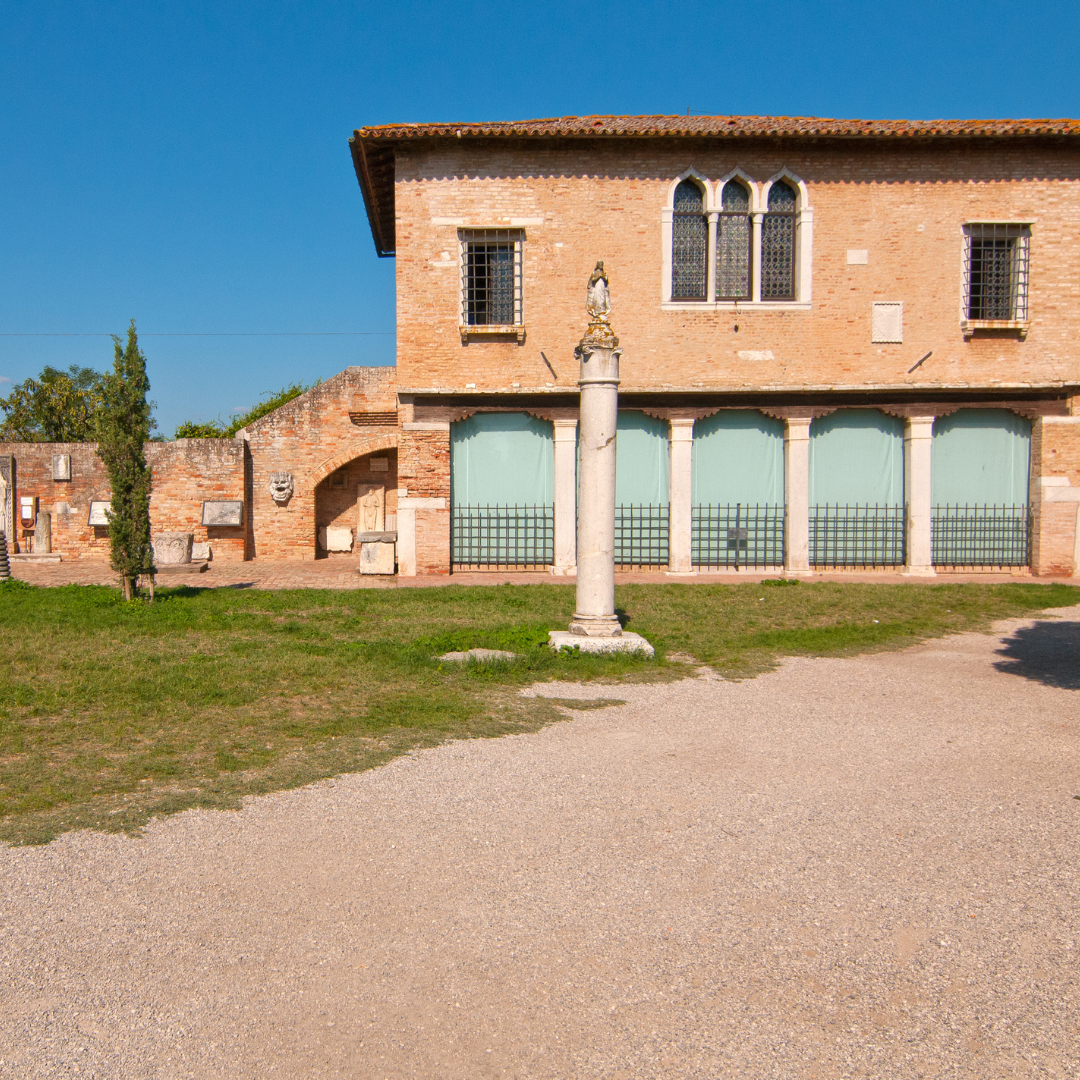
[2,611,1078,1079]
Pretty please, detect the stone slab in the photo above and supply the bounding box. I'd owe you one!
[548,631,655,657]
[357,531,398,543]
[439,648,518,663]
[154,561,208,575]
[201,500,244,527]
[9,553,62,563]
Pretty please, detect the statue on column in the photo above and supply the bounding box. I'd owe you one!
[586,261,611,321]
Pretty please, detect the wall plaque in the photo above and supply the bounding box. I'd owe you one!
[88,501,111,526]
[201,500,244,527]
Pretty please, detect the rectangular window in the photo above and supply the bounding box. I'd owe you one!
[460,230,523,326]
[964,224,1030,321]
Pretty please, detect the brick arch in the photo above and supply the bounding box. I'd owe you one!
[311,435,398,487]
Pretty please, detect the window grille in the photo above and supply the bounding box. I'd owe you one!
[692,504,784,568]
[810,504,905,568]
[717,180,752,300]
[964,224,1030,321]
[615,504,669,567]
[761,181,797,300]
[671,180,707,300]
[460,230,523,326]
[931,505,1030,568]
[451,504,553,569]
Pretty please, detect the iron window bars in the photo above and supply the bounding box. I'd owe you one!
[461,230,523,327]
[692,504,784,568]
[671,180,708,300]
[963,224,1030,322]
[451,504,553,569]
[761,181,797,300]
[717,180,752,300]
[931,505,1030,568]
[615,504,669,567]
[810,504,905,568]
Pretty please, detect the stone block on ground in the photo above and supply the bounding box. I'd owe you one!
[438,648,518,663]
[359,540,395,574]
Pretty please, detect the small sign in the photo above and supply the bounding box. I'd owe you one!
[201,500,244,527]
[88,501,111,526]
[872,301,903,343]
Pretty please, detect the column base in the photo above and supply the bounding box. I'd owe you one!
[783,568,814,578]
[550,565,577,577]
[902,565,937,577]
[567,614,624,637]
[665,569,696,577]
[550,630,655,657]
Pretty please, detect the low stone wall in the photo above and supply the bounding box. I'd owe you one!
[0,439,247,562]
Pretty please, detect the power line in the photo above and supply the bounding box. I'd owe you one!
[0,331,394,337]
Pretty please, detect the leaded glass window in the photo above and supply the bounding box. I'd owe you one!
[671,180,707,300]
[461,230,523,325]
[717,179,751,300]
[761,180,796,300]
[964,224,1030,321]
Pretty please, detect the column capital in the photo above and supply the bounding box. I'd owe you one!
[669,417,695,439]
[552,417,579,436]
[785,416,813,439]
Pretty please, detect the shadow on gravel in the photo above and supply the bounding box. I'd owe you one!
[993,621,1080,689]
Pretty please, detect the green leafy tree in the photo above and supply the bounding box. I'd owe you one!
[97,322,155,601]
[173,380,318,441]
[0,364,104,442]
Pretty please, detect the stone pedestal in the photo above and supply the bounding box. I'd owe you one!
[359,531,397,575]
[33,512,51,555]
[153,532,193,565]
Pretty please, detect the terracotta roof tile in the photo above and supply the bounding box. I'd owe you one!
[353,114,1080,142]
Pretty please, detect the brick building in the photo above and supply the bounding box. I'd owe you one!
[350,113,1080,578]
[4,114,1080,578]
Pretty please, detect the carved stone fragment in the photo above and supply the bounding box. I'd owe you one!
[269,472,294,503]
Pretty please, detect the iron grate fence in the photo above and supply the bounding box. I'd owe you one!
[811,504,905,568]
[932,504,1030,568]
[452,504,553,569]
[692,504,785,568]
[616,504,669,568]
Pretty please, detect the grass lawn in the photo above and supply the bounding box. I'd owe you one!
[1,576,1075,845]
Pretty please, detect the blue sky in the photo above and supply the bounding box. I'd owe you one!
[2,0,1078,436]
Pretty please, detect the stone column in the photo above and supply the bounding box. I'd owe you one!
[569,320,621,636]
[706,212,719,303]
[784,416,812,574]
[552,418,578,575]
[904,416,936,575]
[396,503,417,577]
[667,418,695,574]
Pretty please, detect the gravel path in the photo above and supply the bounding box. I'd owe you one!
[2,611,1079,1079]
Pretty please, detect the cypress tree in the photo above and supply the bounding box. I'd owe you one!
[97,321,155,600]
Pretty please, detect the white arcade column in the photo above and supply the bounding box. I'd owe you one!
[784,416,812,575]
[552,418,578,575]
[904,416,936,576]
[667,418,695,574]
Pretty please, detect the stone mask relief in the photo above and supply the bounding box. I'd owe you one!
[269,471,294,504]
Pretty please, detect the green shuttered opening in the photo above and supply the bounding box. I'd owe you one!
[810,410,905,567]
[692,411,785,567]
[931,410,1031,567]
[616,412,669,566]
[451,413,554,567]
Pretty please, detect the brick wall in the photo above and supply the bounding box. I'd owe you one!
[241,367,398,560]
[0,439,246,561]
[1031,416,1080,575]
[392,139,1080,396]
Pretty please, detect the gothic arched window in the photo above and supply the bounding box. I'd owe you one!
[671,180,708,300]
[717,179,751,300]
[761,180,797,300]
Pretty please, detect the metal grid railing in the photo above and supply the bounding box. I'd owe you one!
[810,504,905,568]
[964,223,1030,321]
[932,505,1031,568]
[692,504,784,568]
[451,504,553,569]
[460,230,523,327]
[615,504,669,568]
